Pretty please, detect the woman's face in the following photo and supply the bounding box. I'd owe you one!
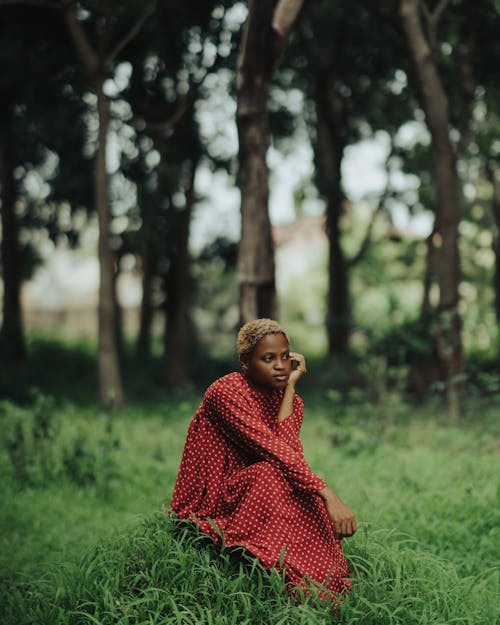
[242,332,292,394]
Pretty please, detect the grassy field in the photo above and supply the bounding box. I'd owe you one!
[1,354,499,624]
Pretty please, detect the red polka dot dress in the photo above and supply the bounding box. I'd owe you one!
[170,372,350,599]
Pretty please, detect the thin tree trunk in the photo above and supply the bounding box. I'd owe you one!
[399,0,462,420]
[486,166,500,322]
[113,251,124,361]
[236,0,304,324]
[0,104,25,362]
[95,85,125,405]
[165,162,197,388]
[328,200,350,353]
[136,246,154,359]
[64,4,125,406]
[313,71,349,353]
[95,85,125,406]
[421,230,437,316]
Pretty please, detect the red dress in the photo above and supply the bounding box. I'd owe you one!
[170,372,350,598]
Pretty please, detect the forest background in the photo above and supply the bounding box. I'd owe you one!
[0,1,499,624]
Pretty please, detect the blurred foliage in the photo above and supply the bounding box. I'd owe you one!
[373,315,438,367]
[3,390,120,490]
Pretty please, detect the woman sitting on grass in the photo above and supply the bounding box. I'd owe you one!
[170,318,356,600]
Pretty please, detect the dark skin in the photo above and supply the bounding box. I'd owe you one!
[241,332,357,539]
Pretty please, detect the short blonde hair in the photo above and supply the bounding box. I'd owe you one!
[237,318,289,358]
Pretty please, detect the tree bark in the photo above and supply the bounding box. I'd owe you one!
[313,70,349,353]
[421,231,436,316]
[64,4,125,406]
[0,104,25,362]
[486,166,500,322]
[136,245,154,359]
[236,0,304,324]
[95,85,125,406]
[399,0,463,419]
[112,250,124,361]
[165,161,196,388]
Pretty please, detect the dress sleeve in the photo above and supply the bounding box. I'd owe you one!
[276,394,304,454]
[204,382,326,493]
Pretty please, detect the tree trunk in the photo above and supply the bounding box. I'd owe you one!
[487,166,500,322]
[236,0,304,324]
[95,85,125,406]
[164,162,196,388]
[64,4,125,406]
[399,0,463,419]
[313,71,349,353]
[136,245,154,359]
[327,200,350,353]
[113,251,124,361]
[421,230,438,316]
[0,104,25,362]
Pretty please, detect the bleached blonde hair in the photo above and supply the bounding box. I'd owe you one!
[237,318,289,359]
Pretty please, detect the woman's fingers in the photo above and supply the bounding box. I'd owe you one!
[343,519,356,537]
[320,488,356,538]
[333,513,357,538]
[290,352,306,372]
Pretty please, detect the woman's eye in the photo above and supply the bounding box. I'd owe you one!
[283,354,290,360]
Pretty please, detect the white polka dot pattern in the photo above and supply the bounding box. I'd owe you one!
[170,372,350,599]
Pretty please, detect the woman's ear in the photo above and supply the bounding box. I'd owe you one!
[240,357,248,373]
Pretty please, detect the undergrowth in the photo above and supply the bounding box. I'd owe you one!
[1,513,498,625]
[2,390,120,490]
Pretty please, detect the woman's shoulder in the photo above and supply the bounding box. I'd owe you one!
[205,372,248,397]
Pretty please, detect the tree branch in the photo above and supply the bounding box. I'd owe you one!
[420,0,449,51]
[106,0,157,64]
[431,0,449,23]
[272,0,304,38]
[348,199,384,267]
[349,143,395,267]
[142,95,191,138]
[63,1,100,77]
[420,0,448,25]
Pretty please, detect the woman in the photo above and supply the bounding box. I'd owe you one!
[170,318,356,600]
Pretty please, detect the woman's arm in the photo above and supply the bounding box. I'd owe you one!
[281,354,357,538]
[205,378,326,493]
[318,486,357,537]
[277,352,306,422]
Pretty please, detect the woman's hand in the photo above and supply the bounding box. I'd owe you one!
[288,352,307,387]
[319,487,357,538]
[277,352,306,422]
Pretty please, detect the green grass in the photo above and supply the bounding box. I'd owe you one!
[2,514,498,625]
[1,380,499,624]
